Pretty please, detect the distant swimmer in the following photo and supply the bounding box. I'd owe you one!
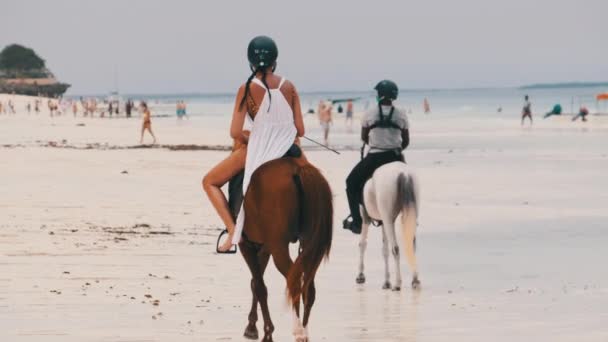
[521,95,533,126]
[140,101,157,144]
[543,103,562,119]
[572,105,589,122]
[497,106,503,113]
[423,97,431,114]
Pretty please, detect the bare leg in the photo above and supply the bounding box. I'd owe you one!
[356,222,370,284]
[147,127,157,144]
[202,148,246,251]
[140,125,145,143]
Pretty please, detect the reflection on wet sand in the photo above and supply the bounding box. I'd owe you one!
[351,286,420,341]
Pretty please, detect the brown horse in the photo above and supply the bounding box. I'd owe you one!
[235,157,333,342]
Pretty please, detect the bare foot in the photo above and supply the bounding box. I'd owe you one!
[218,234,235,252]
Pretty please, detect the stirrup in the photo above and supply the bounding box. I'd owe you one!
[216,229,237,254]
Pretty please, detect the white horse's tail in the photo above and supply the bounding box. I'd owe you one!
[397,172,419,278]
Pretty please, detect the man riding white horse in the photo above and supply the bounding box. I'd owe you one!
[343,80,410,234]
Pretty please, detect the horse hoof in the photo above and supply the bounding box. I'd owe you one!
[356,273,366,284]
[382,281,391,290]
[244,324,259,340]
[392,286,401,292]
[412,278,421,289]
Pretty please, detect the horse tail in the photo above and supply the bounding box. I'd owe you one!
[398,172,419,277]
[287,164,333,310]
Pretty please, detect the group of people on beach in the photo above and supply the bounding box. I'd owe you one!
[0,99,16,114]
[523,94,593,126]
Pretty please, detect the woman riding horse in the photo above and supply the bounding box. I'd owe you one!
[202,36,306,253]
[202,37,333,341]
[343,80,410,234]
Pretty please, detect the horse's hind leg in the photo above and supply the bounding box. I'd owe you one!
[384,221,402,291]
[244,252,270,340]
[356,222,370,284]
[270,246,303,339]
[241,244,274,341]
[381,228,391,290]
[300,279,316,342]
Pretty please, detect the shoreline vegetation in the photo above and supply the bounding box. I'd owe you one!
[0,44,70,97]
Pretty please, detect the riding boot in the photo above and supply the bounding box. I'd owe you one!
[344,186,363,234]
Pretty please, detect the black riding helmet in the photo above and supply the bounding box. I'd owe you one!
[374,80,399,101]
[247,36,278,70]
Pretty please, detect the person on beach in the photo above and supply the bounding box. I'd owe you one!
[543,103,562,119]
[423,97,431,114]
[48,100,54,117]
[319,100,333,145]
[139,102,157,144]
[521,95,533,126]
[125,99,133,118]
[181,101,187,118]
[72,101,78,117]
[572,105,589,122]
[0,101,4,114]
[346,99,354,132]
[202,36,305,253]
[34,99,40,114]
[176,100,187,119]
[26,102,31,114]
[343,80,410,233]
[8,100,16,114]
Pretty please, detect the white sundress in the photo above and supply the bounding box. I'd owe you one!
[232,77,298,244]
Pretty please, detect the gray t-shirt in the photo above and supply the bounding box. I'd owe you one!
[363,105,409,153]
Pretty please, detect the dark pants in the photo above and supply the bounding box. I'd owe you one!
[346,150,404,223]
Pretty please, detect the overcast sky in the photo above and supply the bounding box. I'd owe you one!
[1,0,606,94]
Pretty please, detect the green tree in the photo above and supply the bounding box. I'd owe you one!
[0,44,46,71]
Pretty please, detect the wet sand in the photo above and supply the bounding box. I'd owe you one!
[1,95,608,341]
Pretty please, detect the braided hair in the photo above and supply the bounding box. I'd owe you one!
[239,65,274,113]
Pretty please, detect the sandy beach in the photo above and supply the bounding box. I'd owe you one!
[1,94,608,341]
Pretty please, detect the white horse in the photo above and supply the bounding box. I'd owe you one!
[356,161,420,291]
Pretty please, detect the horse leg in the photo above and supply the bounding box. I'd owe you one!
[356,222,370,284]
[402,209,420,289]
[270,246,304,340]
[244,252,271,340]
[384,221,402,291]
[381,228,391,290]
[300,279,316,342]
[241,244,274,341]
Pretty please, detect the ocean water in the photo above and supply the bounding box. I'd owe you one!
[113,85,608,118]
